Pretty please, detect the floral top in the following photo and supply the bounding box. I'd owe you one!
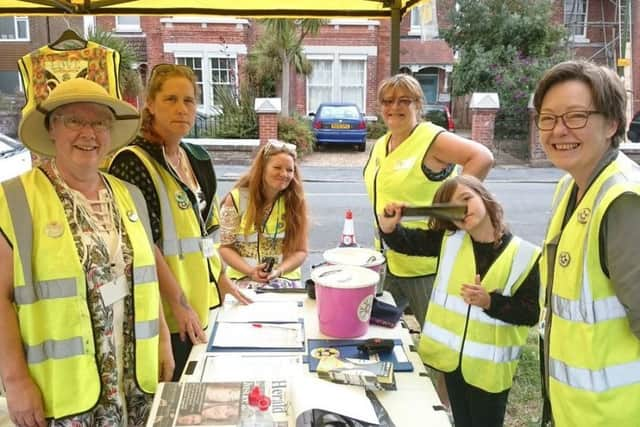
[219,197,284,266]
[43,162,152,426]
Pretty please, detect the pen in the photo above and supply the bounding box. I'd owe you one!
[251,323,299,331]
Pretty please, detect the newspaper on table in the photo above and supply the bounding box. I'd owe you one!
[147,377,380,426]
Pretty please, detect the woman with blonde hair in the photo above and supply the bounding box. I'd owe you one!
[219,140,309,284]
[364,73,494,328]
[109,64,249,381]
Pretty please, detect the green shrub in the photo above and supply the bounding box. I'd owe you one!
[278,115,315,156]
[367,117,388,140]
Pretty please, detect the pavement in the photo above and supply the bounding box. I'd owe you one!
[215,132,566,184]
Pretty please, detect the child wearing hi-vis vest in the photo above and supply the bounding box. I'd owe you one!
[378,175,541,427]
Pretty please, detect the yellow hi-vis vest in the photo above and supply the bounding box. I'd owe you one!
[225,188,300,280]
[419,231,540,392]
[0,169,159,419]
[363,122,454,277]
[540,153,640,427]
[18,41,122,118]
[112,146,222,332]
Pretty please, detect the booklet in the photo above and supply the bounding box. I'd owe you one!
[147,377,381,427]
[306,339,413,372]
[317,356,396,391]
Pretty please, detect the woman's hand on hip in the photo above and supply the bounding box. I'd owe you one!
[378,202,404,234]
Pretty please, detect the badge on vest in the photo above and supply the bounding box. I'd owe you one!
[45,221,64,238]
[127,210,139,222]
[200,237,215,258]
[558,251,571,267]
[175,191,190,209]
[576,208,590,224]
[100,275,129,307]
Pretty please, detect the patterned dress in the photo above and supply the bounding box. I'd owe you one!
[44,163,152,427]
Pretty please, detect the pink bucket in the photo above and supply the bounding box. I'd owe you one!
[311,264,380,338]
[322,247,386,295]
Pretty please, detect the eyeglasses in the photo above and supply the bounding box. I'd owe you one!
[52,115,113,132]
[149,63,196,80]
[380,97,415,108]
[263,140,297,158]
[535,110,601,131]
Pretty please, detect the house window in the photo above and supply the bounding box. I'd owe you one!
[564,0,587,40]
[115,16,141,32]
[339,60,365,106]
[0,17,29,41]
[308,57,366,113]
[308,60,333,113]
[410,6,422,33]
[175,57,204,105]
[209,57,236,108]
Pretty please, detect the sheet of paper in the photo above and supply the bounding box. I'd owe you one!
[217,300,301,323]
[199,354,303,382]
[291,374,379,425]
[212,322,303,348]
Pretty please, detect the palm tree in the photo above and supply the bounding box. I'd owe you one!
[257,19,326,117]
[87,28,142,103]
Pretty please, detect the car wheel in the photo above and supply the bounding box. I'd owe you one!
[357,143,366,152]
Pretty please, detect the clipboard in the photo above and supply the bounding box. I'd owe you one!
[207,318,306,353]
[305,338,413,372]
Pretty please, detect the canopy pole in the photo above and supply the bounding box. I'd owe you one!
[390,0,401,75]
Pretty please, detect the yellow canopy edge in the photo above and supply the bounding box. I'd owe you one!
[0,0,426,18]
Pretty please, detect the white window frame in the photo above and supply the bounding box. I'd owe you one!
[174,56,205,106]
[409,6,422,36]
[564,0,589,43]
[306,52,368,114]
[115,16,141,32]
[0,16,29,41]
[208,56,238,110]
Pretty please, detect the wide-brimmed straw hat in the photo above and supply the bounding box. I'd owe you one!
[18,78,140,157]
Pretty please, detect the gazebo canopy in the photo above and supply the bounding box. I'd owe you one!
[0,0,424,18]
[0,0,427,72]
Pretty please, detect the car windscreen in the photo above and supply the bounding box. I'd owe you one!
[318,106,361,120]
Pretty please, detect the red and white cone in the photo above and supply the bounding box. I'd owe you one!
[339,209,358,247]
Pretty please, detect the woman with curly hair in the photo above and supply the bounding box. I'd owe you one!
[219,140,309,283]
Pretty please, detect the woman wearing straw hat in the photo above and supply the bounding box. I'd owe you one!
[109,64,251,381]
[0,78,174,426]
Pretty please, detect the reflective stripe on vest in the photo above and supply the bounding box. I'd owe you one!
[425,232,538,363]
[25,337,84,364]
[135,319,160,339]
[424,322,523,363]
[550,358,640,393]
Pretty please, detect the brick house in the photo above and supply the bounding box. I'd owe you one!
[92,6,455,119]
[0,0,637,123]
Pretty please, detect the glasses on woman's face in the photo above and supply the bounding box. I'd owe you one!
[52,115,113,133]
[535,110,601,131]
[263,140,297,159]
[149,63,195,80]
[380,97,415,108]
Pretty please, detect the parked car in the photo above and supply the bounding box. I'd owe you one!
[628,111,640,143]
[423,104,455,132]
[0,133,32,182]
[310,103,367,152]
